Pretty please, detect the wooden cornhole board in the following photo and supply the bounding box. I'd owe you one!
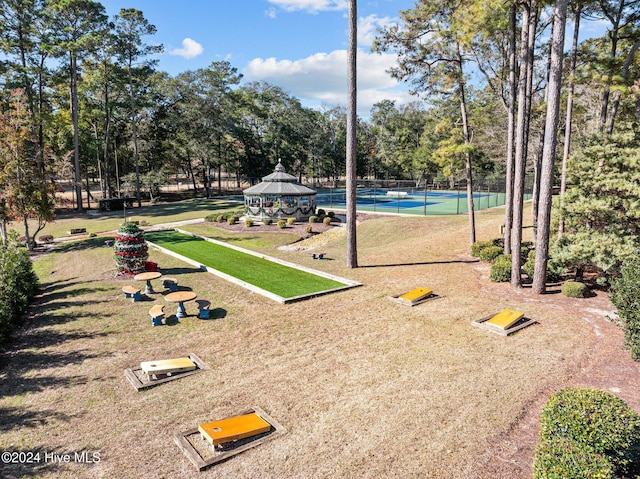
[141,357,196,378]
[199,412,271,446]
[472,308,536,336]
[174,406,287,471]
[390,287,439,306]
[124,353,209,391]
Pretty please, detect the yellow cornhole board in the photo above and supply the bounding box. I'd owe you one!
[174,406,287,471]
[141,357,196,377]
[124,353,209,391]
[390,287,438,306]
[472,308,536,336]
[486,308,524,330]
[199,413,271,446]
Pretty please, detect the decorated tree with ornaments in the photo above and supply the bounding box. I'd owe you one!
[114,223,148,274]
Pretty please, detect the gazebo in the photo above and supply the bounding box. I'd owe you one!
[243,160,317,221]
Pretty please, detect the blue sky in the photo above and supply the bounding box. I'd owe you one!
[99,0,608,117]
[99,0,416,116]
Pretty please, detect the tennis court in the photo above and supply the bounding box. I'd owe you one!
[315,187,524,215]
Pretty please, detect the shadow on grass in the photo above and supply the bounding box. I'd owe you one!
[36,285,112,305]
[0,406,74,433]
[209,308,227,320]
[136,198,240,219]
[32,301,110,319]
[359,259,480,268]
[55,236,115,253]
[156,267,204,275]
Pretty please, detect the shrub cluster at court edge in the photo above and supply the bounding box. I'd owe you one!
[534,388,640,479]
[470,238,563,287]
[0,233,39,347]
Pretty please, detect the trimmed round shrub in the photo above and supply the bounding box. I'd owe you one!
[308,216,318,223]
[535,388,640,477]
[244,218,254,227]
[479,246,504,262]
[471,240,492,257]
[327,211,335,218]
[262,218,272,226]
[305,225,313,234]
[561,281,588,298]
[277,220,286,229]
[317,208,326,216]
[490,255,512,282]
[216,214,226,222]
[323,216,332,225]
[227,216,238,225]
[286,217,296,225]
[611,256,640,360]
[534,437,615,479]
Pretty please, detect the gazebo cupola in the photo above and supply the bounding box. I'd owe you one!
[243,160,317,221]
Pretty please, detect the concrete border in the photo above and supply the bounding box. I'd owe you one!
[147,229,361,304]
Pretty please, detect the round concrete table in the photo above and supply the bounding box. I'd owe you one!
[165,291,197,319]
[134,271,162,295]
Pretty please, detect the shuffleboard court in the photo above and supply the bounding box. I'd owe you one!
[146,230,360,303]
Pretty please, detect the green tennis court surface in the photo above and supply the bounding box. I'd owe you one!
[146,230,358,302]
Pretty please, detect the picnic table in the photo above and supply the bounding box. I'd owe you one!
[134,271,162,295]
[165,291,197,319]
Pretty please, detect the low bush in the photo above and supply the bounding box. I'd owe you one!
[490,255,512,282]
[244,218,254,227]
[523,250,536,278]
[287,217,296,225]
[262,218,272,226]
[471,240,492,257]
[227,216,238,225]
[0,237,39,347]
[561,281,588,298]
[309,216,318,223]
[277,220,286,229]
[323,216,332,225]
[216,214,226,222]
[327,211,335,218]
[317,208,326,216]
[479,246,504,262]
[305,225,313,234]
[610,256,640,360]
[534,388,640,478]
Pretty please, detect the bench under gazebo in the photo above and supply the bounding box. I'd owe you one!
[243,160,317,221]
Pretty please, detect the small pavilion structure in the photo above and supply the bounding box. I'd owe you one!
[243,160,317,221]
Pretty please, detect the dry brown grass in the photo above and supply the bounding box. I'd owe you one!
[0,206,635,479]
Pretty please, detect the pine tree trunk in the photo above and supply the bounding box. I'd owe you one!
[71,53,84,212]
[346,0,358,268]
[503,3,517,255]
[511,0,534,288]
[532,0,568,294]
[558,4,582,238]
[457,44,475,246]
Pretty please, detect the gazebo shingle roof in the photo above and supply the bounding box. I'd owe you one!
[243,160,316,195]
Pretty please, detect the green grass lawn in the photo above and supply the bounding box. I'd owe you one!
[146,230,349,299]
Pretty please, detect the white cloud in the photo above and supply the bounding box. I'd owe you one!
[267,0,347,14]
[243,49,413,116]
[357,14,395,47]
[169,38,204,59]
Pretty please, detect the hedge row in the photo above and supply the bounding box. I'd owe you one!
[0,238,39,347]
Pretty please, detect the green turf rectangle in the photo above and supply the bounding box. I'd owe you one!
[147,230,350,300]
